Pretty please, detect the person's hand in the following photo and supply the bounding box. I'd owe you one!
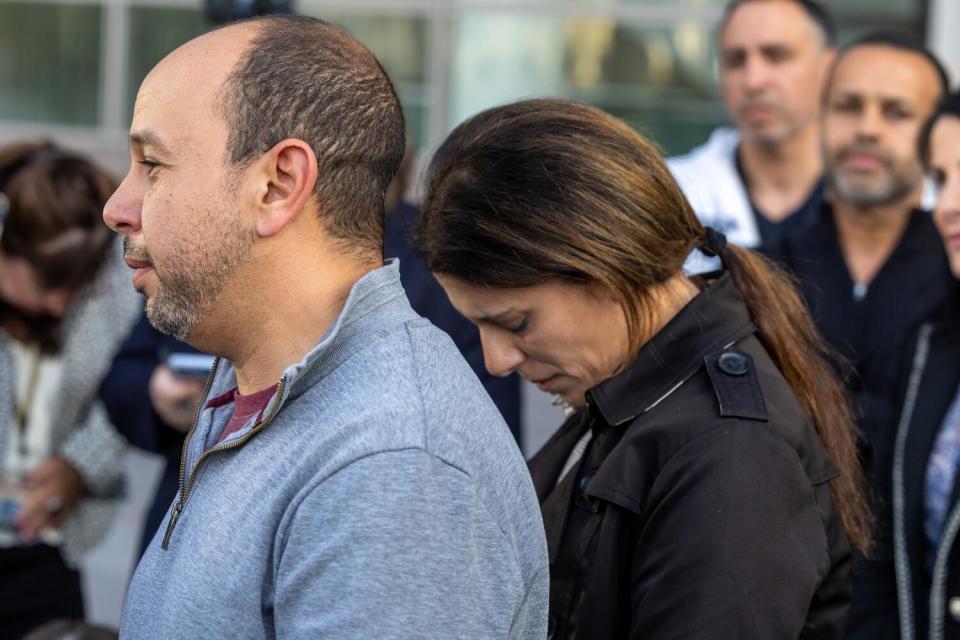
[150,365,205,433]
[14,456,84,540]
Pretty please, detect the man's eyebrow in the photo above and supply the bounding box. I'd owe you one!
[128,130,172,154]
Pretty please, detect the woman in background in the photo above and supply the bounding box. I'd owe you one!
[890,92,960,640]
[416,99,871,639]
[0,142,139,638]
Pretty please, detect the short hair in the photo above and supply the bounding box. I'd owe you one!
[217,15,406,254]
[719,0,836,48]
[919,91,960,167]
[828,31,950,100]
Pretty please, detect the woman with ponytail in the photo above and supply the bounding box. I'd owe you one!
[416,99,870,639]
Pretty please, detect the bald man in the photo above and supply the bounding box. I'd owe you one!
[104,16,548,639]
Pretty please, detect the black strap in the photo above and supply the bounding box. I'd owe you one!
[699,226,729,259]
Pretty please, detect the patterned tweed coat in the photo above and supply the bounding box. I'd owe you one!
[0,241,140,566]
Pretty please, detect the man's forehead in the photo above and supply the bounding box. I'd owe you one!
[830,47,941,104]
[130,77,215,154]
[722,1,819,49]
[128,30,246,154]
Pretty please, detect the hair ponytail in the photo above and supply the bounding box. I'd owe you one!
[416,97,872,554]
[722,243,872,553]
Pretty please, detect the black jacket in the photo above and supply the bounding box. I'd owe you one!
[529,273,853,639]
[890,291,960,640]
[762,204,950,638]
[763,205,949,478]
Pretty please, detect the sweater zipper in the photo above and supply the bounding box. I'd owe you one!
[892,323,932,640]
[161,370,288,550]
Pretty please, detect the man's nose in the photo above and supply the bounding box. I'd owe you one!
[854,104,884,142]
[103,173,142,235]
[742,56,772,93]
[480,329,525,378]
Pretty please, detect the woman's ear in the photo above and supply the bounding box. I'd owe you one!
[254,138,318,238]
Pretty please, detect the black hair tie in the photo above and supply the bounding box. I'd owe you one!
[699,226,729,259]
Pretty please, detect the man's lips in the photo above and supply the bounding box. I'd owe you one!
[124,258,154,288]
[842,154,885,171]
[124,258,151,270]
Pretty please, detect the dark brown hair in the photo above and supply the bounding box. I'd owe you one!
[919,91,960,169]
[0,141,116,351]
[217,15,406,254]
[0,141,115,291]
[825,31,949,107]
[415,98,871,552]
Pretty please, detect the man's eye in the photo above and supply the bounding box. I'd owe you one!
[885,106,911,120]
[722,53,745,69]
[138,159,160,174]
[832,101,859,114]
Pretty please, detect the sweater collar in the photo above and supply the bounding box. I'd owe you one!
[205,260,415,405]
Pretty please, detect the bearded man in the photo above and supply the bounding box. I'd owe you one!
[104,16,548,639]
[764,32,951,639]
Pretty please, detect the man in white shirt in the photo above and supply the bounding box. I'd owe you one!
[669,0,836,251]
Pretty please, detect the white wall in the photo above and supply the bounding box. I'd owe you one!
[927,0,960,88]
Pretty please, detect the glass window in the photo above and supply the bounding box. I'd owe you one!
[125,9,430,148]
[304,12,430,148]
[452,15,724,154]
[127,7,209,119]
[0,2,102,125]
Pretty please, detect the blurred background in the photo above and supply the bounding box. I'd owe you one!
[2,0,957,172]
[1,0,958,630]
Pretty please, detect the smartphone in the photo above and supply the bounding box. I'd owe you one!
[0,495,21,532]
[166,353,216,378]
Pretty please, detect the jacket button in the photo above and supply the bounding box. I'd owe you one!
[950,597,960,621]
[717,351,750,376]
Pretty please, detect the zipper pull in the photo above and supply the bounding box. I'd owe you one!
[161,501,182,550]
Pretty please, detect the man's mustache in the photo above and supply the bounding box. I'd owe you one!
[123,236,153,266]
[737,97,783,115]
[835,144,894,169]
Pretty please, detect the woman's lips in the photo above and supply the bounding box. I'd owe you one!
[533,375,560,391]
[946,231,960,250]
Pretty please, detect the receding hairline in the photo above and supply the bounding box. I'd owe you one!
[719,0,832,51]
[212,16,386,156]
[826,43,947,103]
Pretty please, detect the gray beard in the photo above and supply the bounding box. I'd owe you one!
[828,170,918,209]
[145,223,252,341]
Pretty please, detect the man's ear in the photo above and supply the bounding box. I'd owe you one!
[254,139,318,238]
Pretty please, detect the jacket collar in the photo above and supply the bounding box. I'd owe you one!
[588,273,756,427]
[205,260,416,406]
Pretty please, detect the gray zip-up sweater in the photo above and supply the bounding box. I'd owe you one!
[120,262,549,639]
